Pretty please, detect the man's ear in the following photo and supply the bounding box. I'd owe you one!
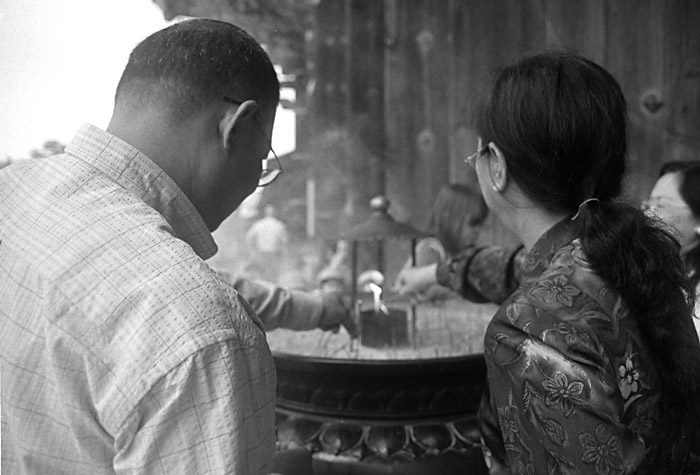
[487,142,508,192]
[219,100,258,150]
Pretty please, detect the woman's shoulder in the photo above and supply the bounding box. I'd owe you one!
[489,240,622,343]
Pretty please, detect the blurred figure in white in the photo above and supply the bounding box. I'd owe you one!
[245,204,289,282]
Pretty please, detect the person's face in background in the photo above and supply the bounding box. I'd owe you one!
[646,171,700,254]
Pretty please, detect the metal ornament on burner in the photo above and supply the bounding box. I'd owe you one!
[341,196,427,241]
[341,195,427,291]
[342,196,427,349]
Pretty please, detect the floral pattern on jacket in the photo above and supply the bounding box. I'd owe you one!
[438,219,666,474]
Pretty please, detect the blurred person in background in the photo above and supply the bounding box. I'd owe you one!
[645,160,700,335]
[245,203,289,282]
[395,183,488,304]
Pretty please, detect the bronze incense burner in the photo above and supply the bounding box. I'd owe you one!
[271,197,490,473]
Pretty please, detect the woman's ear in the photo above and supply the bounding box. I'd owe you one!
[487,142,508,192]
[219,99,258,150]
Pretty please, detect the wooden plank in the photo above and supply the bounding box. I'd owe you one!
[666,0,700,163]
[314,0,349,125]
[384,0,453,228]
[348,0,385,202]
[544,0,606,61]
[384,0,422,224]
[604,0,669,200]
[415,0,451,224]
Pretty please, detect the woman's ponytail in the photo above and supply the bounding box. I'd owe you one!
[578,199,700,472]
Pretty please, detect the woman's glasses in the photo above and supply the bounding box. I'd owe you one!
[465,142,489,168]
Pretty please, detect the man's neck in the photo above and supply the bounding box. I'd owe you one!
[107,112,194,197]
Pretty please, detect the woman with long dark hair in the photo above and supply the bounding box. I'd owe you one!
[396,52,700,473]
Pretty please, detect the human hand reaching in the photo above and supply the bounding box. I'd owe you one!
[392,263,439,298]
[318,289,359,338]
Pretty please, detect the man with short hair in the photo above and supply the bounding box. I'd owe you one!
[0,19,293,474]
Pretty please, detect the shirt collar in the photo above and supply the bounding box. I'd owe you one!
[521,218,578,278]
[65,124,218,260]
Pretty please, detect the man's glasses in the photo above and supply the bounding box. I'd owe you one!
[223,96,283,187]
[466,141,489,168]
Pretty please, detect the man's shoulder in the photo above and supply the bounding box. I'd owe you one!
[1,155,169,272]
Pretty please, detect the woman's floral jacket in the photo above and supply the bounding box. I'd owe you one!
[437,219,674,474]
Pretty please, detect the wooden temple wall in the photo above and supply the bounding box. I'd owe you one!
[311,0,700,246]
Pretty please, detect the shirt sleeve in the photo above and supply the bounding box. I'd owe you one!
[113,340,276,475]
[228,275,324,331]
[436,244,525,305]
